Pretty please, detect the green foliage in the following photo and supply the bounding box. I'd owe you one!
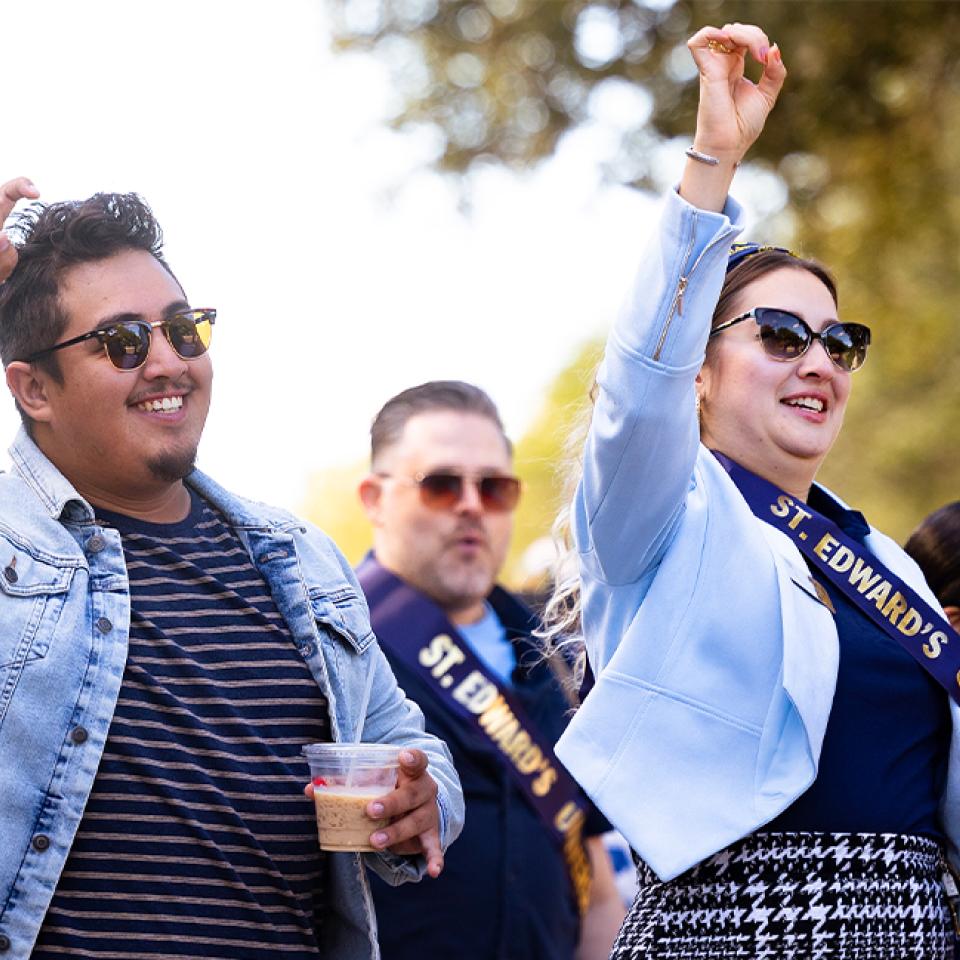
[329,0,960,543]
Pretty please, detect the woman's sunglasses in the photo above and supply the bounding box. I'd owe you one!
[24,308,216,371]
[379,471,522,512]
[710,307,871,372]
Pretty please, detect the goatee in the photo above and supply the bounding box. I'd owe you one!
[147,447,198,483]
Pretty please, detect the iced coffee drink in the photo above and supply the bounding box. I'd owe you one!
[302,743,400,853]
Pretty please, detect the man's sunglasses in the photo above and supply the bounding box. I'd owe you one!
[24,308,216,371]
[709,307,871,372]
[379,471,522,512]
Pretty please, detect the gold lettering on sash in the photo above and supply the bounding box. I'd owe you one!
[418,633,467,678]
[419,634,452,668]
[414,615,590,911]
[882,591,909,625]
[552,802,591,916]
[516,744,545,774]
[533,767,557,796]
[827,545,856,574]
[923,631,949,659]
[478,697,514,734]
[787,504,812,530]
[771,495,794,518]
[453,671,499,713]
[898,608,924,637]
[491,718,521,747]
[503,730,532,761]
[476,694,560,795]
[813,533,838,560]
[554,800,581,833]
[865,579,892,609]
[848,558,881,594]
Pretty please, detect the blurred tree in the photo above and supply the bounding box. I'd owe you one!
[503,336,603,587]
[328,0,960,542]
[302,461,371,565]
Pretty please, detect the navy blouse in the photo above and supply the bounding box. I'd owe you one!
[763,487,951,839]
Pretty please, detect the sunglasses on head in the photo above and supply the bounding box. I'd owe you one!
[710,307,871,372]
[379,471,522,512]
[726,242,798,272]
[24,308,216,371]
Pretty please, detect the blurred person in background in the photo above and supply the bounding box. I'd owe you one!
[0,183,463,960]
[544,21,960,960]
[906,502,960,631]
[357,380,624,960]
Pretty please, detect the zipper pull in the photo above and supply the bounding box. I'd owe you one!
[676,276,688,315]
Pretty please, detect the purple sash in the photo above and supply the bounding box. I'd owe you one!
[357,557,592,913]
[714,452,960,706]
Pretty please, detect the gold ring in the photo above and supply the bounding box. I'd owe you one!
[706,39,734,55]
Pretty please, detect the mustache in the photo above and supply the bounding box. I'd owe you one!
[127,377,194,405]
[452,524,486,539]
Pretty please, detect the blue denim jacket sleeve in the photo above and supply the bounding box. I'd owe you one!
[572,188,743,590]
[195,484,465,885]
[318,548,464,877]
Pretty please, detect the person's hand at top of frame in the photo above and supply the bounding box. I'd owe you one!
[680,24,785,212]
[0,177,40,283]
[690,23,785,163]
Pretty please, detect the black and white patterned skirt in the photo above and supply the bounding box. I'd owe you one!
[611,832,956,959]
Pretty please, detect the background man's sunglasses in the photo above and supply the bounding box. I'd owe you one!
[24,308,217,371]
[379,471,521,512]
[709,307,871,372]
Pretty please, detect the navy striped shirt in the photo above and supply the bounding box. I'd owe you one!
[32,490,331,959]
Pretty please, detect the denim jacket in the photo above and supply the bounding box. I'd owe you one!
[0,428,464,960]
[554,188,960,881]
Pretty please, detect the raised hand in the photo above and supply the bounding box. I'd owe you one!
[689,23,785,163]
[680,24,786,211]
[0,177,40,283]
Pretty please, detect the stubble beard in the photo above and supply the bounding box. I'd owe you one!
[146,445,199,483]
[430,562,496,615]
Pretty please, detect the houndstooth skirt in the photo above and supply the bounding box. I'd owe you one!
[611,832,956,960]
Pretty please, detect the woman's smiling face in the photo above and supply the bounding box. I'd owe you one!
[697,266,851,497]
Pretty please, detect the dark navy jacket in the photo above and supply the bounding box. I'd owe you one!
[358,559,606,960]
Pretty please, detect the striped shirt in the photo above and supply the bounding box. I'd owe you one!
[32,491,331,959]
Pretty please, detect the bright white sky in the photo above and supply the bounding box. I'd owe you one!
[0,0,784,511]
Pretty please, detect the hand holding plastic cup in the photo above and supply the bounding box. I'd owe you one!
[302,743,400,852]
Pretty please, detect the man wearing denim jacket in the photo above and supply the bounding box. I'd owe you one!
[0,178,464,960]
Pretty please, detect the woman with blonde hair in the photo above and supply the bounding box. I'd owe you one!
[550,21,960,959]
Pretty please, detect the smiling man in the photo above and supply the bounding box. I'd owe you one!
[0,181,463,960]
[356,381,624,960]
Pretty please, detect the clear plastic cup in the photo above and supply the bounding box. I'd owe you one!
[302,743,400,852]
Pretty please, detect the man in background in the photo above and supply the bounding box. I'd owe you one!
[0,180,462,960]
[357,380,624,960]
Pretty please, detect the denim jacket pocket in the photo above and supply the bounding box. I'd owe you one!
[0,538,76,671]
[309,588,375,654]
